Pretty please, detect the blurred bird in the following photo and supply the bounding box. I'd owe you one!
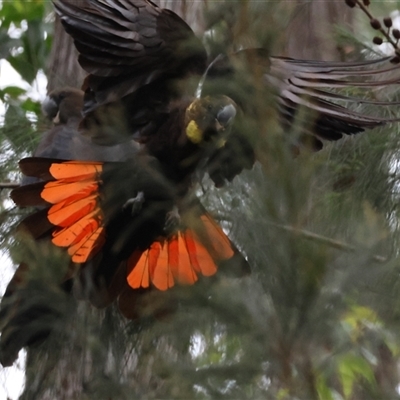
[2,0,400,366]
[34,87,139,162]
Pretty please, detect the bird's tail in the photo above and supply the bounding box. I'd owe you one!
[10,157,249,299]
[0,157,250,364]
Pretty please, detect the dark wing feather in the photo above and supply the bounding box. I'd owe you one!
[53,0,207,144]
[201,51,400,184]
[270,55,400,140]
[205,51,400,141]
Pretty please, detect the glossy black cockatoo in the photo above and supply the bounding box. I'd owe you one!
[2,0,400,366]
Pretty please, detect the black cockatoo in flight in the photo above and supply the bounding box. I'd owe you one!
[2,0,400,366]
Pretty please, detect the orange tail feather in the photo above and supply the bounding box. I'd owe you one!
[126,213,235,291]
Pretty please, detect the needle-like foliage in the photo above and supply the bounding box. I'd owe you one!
[3,1,400,399]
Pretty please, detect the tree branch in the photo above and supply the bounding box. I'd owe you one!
[0,182,19,189]
[269,222,388,263]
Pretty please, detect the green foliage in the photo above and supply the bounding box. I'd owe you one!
[0,0,52,161]
[0,0,52,236]
[0,0,52,84]
[3,1,400,399]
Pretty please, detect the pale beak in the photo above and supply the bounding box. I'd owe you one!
[215,120,224,131]
[53,111,61,124]
[217,104,237,129]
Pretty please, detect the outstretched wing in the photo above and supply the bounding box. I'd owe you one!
[200,51,400,185]
[269,55,400,142]
[205,50,400,142]
[53,0,208,144]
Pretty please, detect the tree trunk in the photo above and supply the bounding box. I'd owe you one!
[284,0,354,60]
[46,15,86,92]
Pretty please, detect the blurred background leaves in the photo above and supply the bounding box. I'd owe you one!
[3,0,400,399]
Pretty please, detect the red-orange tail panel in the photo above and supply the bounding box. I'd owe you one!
[12,158,243,298]
[127,213,235,291]
[12,158,105,264]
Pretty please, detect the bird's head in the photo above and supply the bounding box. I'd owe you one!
[185,95,237,148]
[42,87,84,125]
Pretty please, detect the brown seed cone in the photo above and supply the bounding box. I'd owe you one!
[373,36,383,45]
[370,19,381,30]
[384,17,393,28]
[344,0,356,8]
